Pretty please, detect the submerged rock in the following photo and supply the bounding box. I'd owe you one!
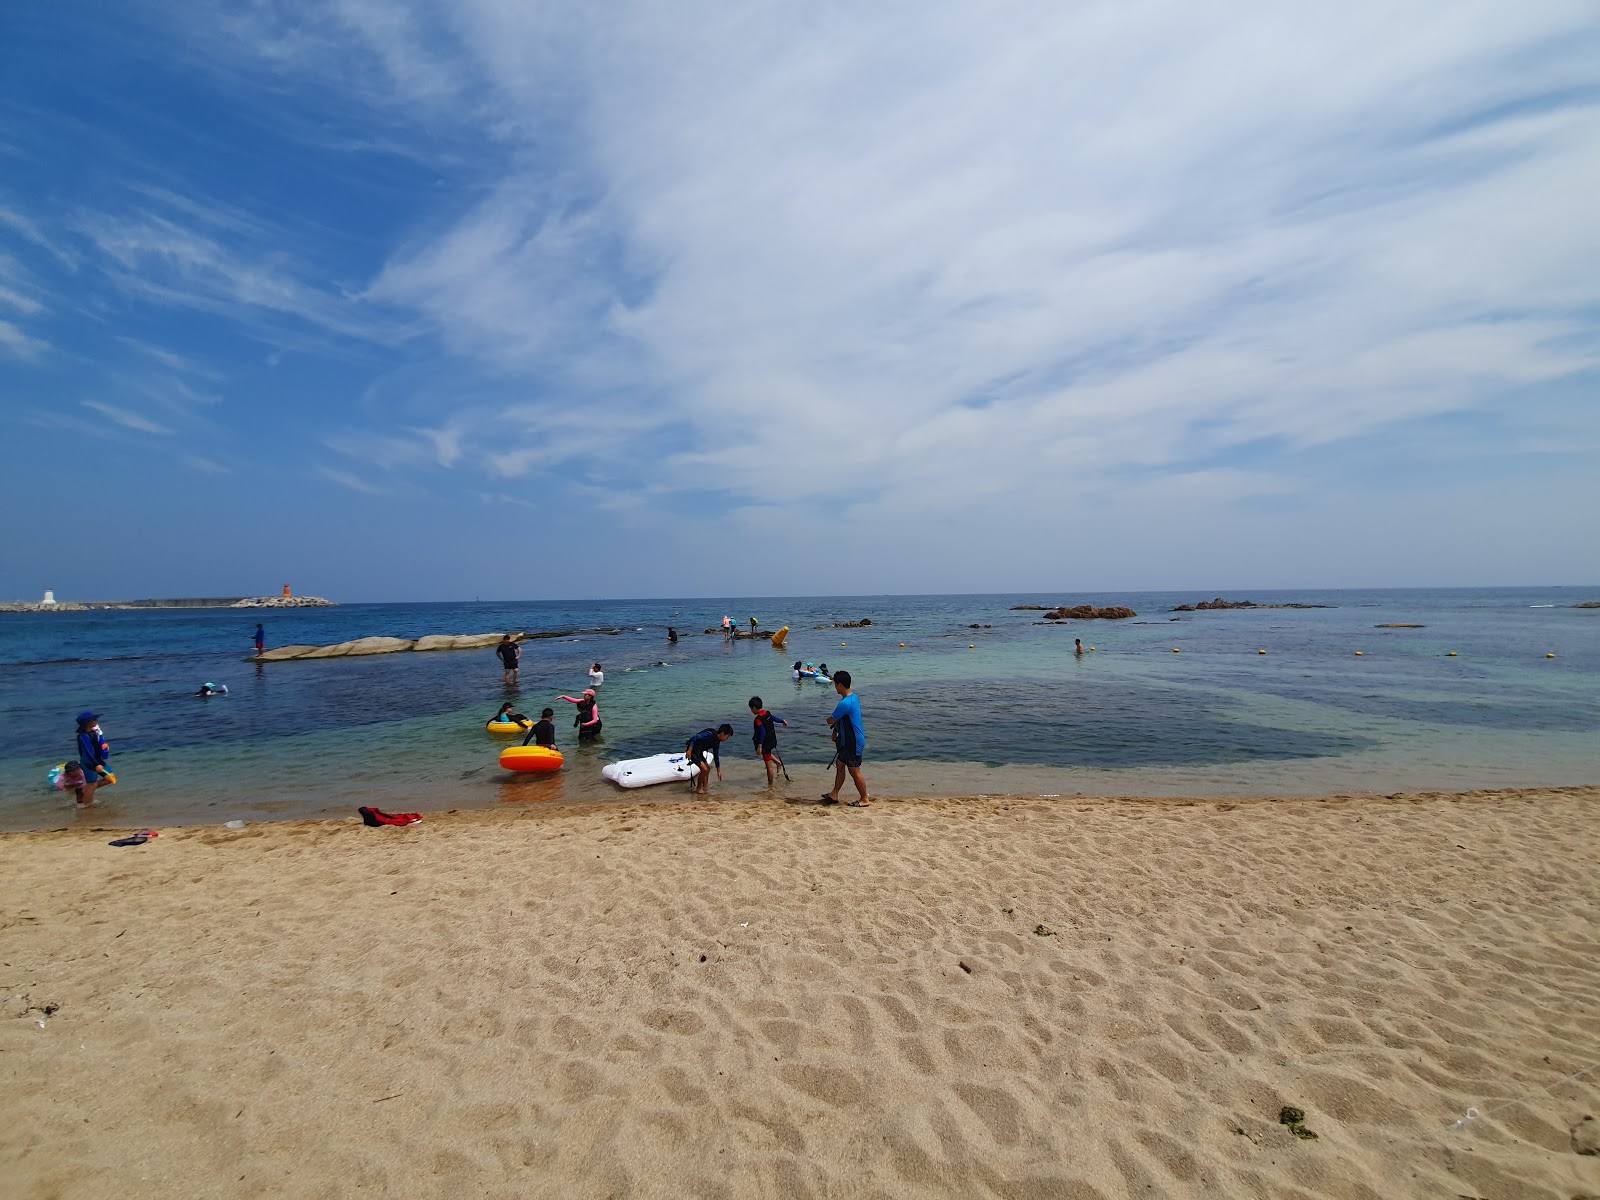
[1043,605,1136,620]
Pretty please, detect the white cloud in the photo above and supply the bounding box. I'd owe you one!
[38,2,1600,580]
[231,1,1595,529]
[81,400,173,435]
[318,466,392,494]
[0,319,48,360]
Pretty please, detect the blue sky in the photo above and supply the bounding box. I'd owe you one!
[2,1,1597,602]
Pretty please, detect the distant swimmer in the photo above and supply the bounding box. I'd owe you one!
[749,696,789,785]
[1075,639,1084,656]
[521,708,557,748]
[559,689,602,740]
[496,634,521,684]
[685,724,734,795]
[254,623,265,657]
[195,682,228,697]
[667,627,678,643]
[74,711,114,806]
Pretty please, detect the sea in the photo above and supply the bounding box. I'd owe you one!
[0,588,1595,831]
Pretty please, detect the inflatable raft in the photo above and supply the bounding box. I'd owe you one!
[486,719,532,735]
[499,745,564,773]
[601,753,702,789]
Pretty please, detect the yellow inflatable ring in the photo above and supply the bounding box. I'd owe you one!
[486,720,530,735]
[499,745,564,773]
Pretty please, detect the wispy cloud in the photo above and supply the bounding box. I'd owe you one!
[214,1,1598,537]
[0,319,48,360]
[318,466,391,495]
[82,399,173,435]
[116,336,220,379]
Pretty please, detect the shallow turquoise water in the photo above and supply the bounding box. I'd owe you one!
[0,588,1594,829]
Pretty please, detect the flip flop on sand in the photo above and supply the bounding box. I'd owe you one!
[819,794,838,805]
[846,799,871,807]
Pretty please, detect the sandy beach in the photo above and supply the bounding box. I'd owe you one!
[3,787,1598,1198]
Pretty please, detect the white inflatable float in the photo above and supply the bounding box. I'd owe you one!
[601,753,703,789]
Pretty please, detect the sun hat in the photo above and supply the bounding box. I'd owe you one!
[76,711,99,724]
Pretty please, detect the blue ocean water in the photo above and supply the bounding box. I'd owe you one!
[0,588,1595,830]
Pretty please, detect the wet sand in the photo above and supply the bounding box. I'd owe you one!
[3,786,1598,1198]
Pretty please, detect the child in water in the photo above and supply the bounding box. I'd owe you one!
[748,697,789,785]
[522,708,557,747]
[492,702,532,728]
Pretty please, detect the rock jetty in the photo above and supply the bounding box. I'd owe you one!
[1,594,337,613]
[231,595,336,609]
[251,632,518,662]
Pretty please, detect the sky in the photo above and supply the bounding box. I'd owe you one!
[1,1,1597,602]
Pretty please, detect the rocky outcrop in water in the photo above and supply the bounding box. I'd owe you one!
[1170,597,1328,612]
[1042,605,1136,620]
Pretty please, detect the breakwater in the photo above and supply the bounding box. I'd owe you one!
[1,595,336,613]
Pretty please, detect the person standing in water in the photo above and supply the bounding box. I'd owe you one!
[748,696,788,785]
[1074,638,1084,656]
[559,689,601,740]
[522,708,557,747]
[74,711,113,806]
[823,670,869,807]
[254,623,265,657]
[588,663,604,690]
[496,634,521,684]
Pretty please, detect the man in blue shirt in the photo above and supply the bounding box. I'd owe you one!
[823,670,869,807]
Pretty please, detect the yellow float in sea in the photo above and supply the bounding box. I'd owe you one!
[499,745,564,773]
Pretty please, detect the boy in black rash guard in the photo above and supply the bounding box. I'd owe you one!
[522,708,557,747]
[748,696,789,785]
[685,724,734,795]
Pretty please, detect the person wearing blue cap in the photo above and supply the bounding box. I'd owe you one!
[74,711,114,806]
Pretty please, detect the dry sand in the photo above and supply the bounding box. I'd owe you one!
[3,787,1599,1199]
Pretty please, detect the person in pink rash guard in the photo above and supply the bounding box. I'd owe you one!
[559,689,602,740]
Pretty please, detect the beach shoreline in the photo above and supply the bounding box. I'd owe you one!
[4,785,1598,1198]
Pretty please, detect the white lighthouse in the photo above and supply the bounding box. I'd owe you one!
[41,590,56,606]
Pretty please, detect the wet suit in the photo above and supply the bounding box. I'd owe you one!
[752,709,785,760]
[560,694,601,740]
[522,718,557,747]
[78,727,110,779]
[686,728,723,770]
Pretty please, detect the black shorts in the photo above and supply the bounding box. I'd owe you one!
[835,750,862,769]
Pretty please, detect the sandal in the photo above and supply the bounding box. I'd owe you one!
[818,794,838,805]
[846,799,871,807]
